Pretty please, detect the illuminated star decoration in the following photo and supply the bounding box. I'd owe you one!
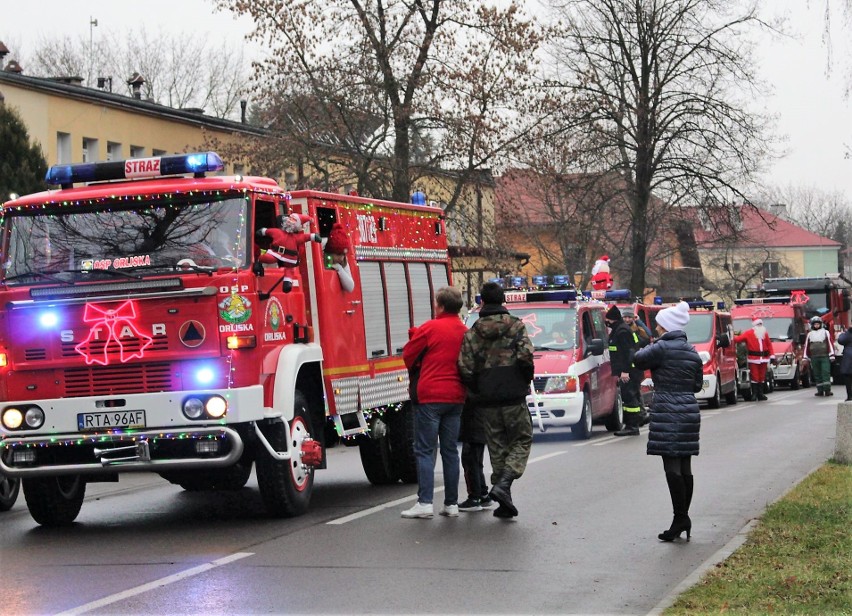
[75,300,153,365]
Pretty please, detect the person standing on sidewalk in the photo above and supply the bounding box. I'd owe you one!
[633,301,703,542]
[837,326,852,401]
[804,316,835,397]
[605,306,645,436]
[459,282,535,519]
[401,286,468,519]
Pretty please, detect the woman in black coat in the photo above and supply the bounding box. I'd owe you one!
[633,301,704,541]
[838,327,852,401]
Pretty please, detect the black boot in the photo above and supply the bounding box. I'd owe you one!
[614,412,640,436]
[845,381,852,401]
[489,470,518,517]
[757,383,767,401]
[659,472,691,542]
[683,474,694,514]
[752,384,766,401]
[638,409,651,426]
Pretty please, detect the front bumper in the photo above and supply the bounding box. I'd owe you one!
[0,386,265,477]
[694,373,718,400]
[527,391,584,429]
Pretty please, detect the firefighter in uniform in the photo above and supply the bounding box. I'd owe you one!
[605,306,644,436]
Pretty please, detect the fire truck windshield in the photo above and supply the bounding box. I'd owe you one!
[682,312,713,343]
[467,307,577,350]
[2,196,249,284]
[733,317,794,341]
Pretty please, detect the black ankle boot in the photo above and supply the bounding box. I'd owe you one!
[614,413,640,436]
[489,470,517,516]
[659,472,691,542]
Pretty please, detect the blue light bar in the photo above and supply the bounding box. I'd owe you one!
[532,275,548,286]
[688,301,714,310]
[551,275,570,286]
[45,152,225,187]
[603,289,632,301]
[733,296,791,306]
[411,190,427,205]
[525,290,578,302]
[510,276,527,288]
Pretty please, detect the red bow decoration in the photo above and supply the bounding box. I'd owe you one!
[790,290,810,305]
[520,313,543,337]
[75,300,153,365]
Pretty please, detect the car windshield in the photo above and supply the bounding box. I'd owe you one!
[2,196,249,284]
[466,307,577,350]
[683,313,713,343]
[733,317,792,340]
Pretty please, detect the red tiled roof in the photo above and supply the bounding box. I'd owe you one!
[691,206,840,249]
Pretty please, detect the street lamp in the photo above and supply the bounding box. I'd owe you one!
[89,17,98,85]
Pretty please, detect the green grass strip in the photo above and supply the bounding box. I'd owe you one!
[665,461,852,615]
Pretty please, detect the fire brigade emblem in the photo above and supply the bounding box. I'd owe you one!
[179,320,206,348]
[219,293,252,324]
[266,297,282,331]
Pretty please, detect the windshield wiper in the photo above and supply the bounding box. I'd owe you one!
[2,270,67,284]
[63,268,143,280]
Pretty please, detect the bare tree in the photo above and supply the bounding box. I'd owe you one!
[543,0,775,296]
[701,245,793,305]
[759,183,851,242]
[21,29,249,120]
[215,0,552,209]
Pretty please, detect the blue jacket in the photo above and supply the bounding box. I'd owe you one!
[633,331,704,457]
[838,329,852,375]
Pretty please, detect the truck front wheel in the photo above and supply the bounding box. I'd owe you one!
[256,392,314,517]
[23,475,86,526]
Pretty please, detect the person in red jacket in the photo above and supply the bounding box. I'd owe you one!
[401,287,468,519]
[734,317,775,401]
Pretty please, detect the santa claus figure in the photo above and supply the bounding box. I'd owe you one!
[590,255,613,291]
[257,212,321,292]
[734,317,775,401]
[323,222,355,292]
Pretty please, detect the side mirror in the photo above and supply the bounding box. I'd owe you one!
[587,338,605,357]
[717,333,730,348]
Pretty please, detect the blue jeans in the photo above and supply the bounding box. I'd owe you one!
[414,403,462,505]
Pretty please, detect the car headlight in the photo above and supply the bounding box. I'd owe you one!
[544,375,577,394]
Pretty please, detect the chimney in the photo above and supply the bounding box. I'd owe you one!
[4,60,22,73]
[97,76,113,92]
[0,41,9,61]
[126,72,145,99]
[769,203,787,219]
[240,99,247,124]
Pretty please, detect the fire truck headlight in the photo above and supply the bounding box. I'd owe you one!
[183,398,205,420]
[24,406,45,429]
[39,311,59,327]
[0,353,7,368]
[2,407,24,429]
[698,351,711,365]
[195,367,215,385]
[205,396,227,418]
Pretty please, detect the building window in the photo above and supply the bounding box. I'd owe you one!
[663,255,673,269]
[130,145,145,158]
[82,137,99,162]
[152,149,167,157]
[57,132,71,164]
[763,261,779,279]
[107,142,122,161]
[233,164,244,175]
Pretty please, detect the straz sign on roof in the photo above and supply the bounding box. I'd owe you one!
[124,157,161,179]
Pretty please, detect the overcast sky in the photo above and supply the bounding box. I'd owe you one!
[2,0,850,199]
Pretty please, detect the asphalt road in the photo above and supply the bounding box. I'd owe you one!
[0,387,839,615]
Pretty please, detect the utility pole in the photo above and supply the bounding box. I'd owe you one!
[89,16,98,85]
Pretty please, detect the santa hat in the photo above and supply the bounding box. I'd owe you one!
[599,255,610,261]
[281,212,311,232]
[752,318,764,326]
[656,301,690,332]
[326,223,350,254]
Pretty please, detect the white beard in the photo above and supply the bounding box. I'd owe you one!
[753,325,767,339]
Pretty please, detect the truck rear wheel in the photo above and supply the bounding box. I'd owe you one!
[359,423,397,485]
[256,392,314,517]
[0,474,20,512]
[388,404,417,484]
[23,475,86,526]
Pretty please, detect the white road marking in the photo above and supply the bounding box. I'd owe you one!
[326,450,567,525]
[56,552,253,615]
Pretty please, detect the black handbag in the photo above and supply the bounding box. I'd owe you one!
[408,347,428,404]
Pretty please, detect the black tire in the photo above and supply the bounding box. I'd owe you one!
[790,367,801,390]
[0,474,20,512]
[707,375,722,409]
[801,367,812,388]
[23,475,85,526]
[255,392,314,517]
[358,430,397,485]
[571,391,593,440]
[604,387,624,431]
[388,404,417,484]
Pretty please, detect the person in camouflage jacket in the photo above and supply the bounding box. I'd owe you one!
[458,282,534,519]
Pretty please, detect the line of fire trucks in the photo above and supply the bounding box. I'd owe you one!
[1,151,849,526]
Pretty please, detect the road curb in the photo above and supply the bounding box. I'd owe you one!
[645,461,825,616]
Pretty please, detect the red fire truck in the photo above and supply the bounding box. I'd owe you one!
[758,276,852,380]
[0,152,450,526]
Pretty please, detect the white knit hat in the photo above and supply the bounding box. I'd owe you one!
[656,301,690,332]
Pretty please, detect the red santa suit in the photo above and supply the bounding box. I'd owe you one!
[258,213,321,291]
[734,318,775,384]
[590,255,613,291]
